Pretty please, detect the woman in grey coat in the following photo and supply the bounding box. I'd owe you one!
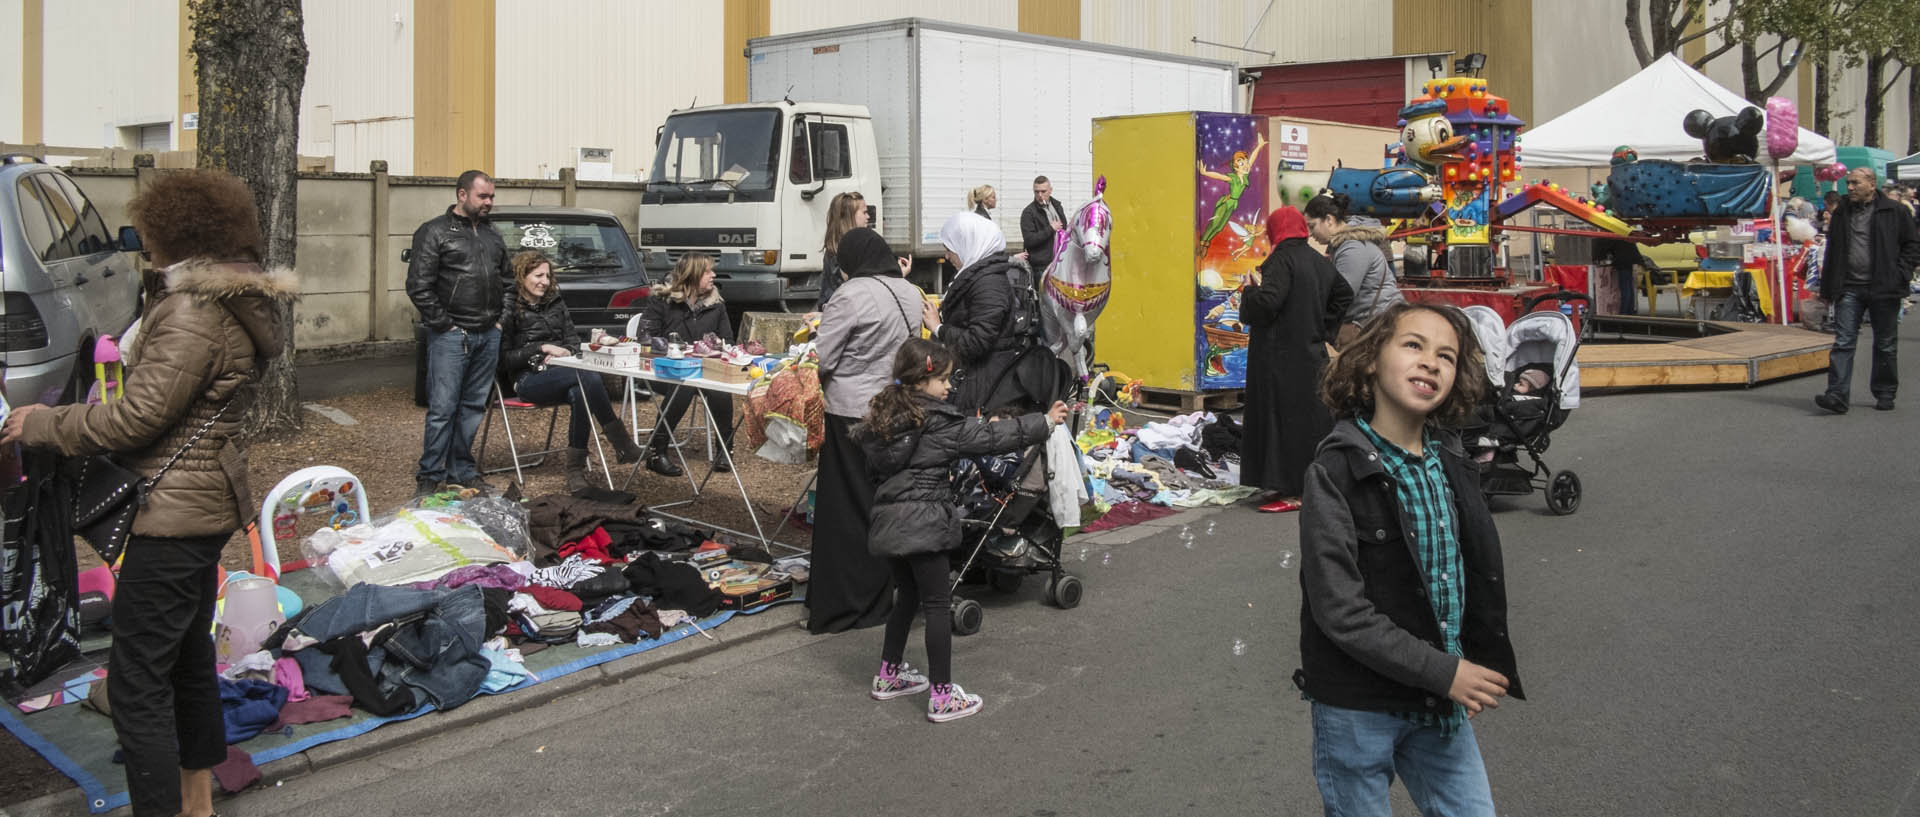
[805,228,923,634]
[1307,193,1402,342]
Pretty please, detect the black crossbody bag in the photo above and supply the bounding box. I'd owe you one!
[67,394,239,564]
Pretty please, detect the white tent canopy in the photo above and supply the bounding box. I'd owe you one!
[1522,53,1837,168]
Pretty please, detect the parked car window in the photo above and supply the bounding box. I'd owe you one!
[809,122,851,181]
[32,175,82,261]
[492,218,637,274]
[51,174,114,256]
[14,177,61,262]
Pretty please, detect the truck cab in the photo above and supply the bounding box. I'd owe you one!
[640,102,879,310]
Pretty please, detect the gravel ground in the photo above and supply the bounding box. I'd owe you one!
[4,379,817,807]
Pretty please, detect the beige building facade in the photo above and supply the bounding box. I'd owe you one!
[8,0,1915,177]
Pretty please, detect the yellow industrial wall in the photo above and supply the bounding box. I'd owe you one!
[1092,112,1199,392]
[1019,0,1079,39]
[1394,0,1535,125]
[725,0,771,103]
[413,0,495,177]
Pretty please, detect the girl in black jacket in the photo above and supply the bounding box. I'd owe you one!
[638,253,735,476]
[856,338,1067,723]
[499,251,644,492]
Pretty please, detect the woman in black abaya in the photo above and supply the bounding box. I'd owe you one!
[806,229,925,632]
[1239,205,1351,513]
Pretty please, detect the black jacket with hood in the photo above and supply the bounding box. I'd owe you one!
[499,289,578,386]
[936,252,1022,410]
[856,393,1051,557]
[640,287,733,344]
[1821,192,1920,302]
[406,205,511,332]
[1296,419,1523,716]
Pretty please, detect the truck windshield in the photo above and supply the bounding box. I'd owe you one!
[648,110,781,194]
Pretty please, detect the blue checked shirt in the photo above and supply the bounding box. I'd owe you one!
[1356,417,1467,734]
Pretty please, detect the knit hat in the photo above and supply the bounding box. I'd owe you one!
[837,227,897,278]
[1266,206,1309,242]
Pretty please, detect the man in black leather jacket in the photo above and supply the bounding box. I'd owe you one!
[406,170,512,495]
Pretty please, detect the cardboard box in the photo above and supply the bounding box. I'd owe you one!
[721,576,794,610]
[701,357,756,383]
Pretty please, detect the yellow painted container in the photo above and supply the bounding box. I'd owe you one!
[1094,111,1272,393]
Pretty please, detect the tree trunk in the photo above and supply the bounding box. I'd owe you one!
[1814,51,1832,136]
[191,0,308,437]
[1864,51,1887,147]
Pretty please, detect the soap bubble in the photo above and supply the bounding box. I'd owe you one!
[1279,550,1294,569]
[1205,520,1217,535]
[1101,552,1112,566]
[1231,639,1246,656]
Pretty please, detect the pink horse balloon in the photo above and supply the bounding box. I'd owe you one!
[1039,176,1114,380]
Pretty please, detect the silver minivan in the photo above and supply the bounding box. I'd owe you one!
[0,156,142,409]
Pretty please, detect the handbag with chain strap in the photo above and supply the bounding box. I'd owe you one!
[67,394,239,564]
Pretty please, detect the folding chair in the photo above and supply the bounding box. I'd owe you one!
[477,377,564,484]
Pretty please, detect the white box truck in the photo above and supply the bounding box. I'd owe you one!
[638,18,1236,308]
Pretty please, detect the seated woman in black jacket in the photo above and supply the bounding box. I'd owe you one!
[500,250,644,492]
[638,252,735,476]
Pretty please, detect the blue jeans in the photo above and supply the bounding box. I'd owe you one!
[1310,703,1497,817]
[513,366,619,448]
[1824,289,1900,405]
[419,326,499,483]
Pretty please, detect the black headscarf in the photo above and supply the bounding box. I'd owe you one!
[836,228,897,278]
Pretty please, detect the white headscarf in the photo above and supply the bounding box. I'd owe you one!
[939,212,1005,273]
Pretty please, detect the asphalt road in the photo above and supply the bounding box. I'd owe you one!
[69,335,1920,816]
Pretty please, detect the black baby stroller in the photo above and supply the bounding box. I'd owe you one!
[1461,294,1585,515]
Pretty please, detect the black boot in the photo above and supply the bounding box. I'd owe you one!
[565,448,592,494]
[604,423,645,464]
[645,446,683,477]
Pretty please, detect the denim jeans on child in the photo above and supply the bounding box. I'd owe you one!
[513,366,619,448]
[1824,289,1900,405]
[419,326,500,484]
[110,533,230,817]
[1311,702,1496,817]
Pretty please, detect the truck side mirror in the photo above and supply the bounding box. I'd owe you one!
[401,248,413,263]
[116,225,142,252]
[655,125,664,147]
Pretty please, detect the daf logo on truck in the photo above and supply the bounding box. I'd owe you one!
[641,228,758,247]
[717,233,754,245]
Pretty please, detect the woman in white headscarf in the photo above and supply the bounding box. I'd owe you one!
[919,212,1022,411]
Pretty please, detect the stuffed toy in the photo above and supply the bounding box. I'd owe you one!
[1682,107,1764,164]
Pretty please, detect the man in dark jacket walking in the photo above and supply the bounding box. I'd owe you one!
[407,170,512,494]
[1815,167,1920,414]
[1019,176,1068,273]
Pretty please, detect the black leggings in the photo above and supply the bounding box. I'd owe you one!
[653,389,735,453]
[110,533,230,817]
[881,551,953,685]
[513,367,620,448]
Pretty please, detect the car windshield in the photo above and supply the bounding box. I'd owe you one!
[648,109,780,192]
[492,219,636,273]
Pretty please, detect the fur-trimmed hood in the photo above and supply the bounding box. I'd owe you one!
[161,258,300,363]
[664,285,724,310]
[1327,222,1388,252]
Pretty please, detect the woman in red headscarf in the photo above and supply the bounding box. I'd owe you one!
[1240,206,1353,513]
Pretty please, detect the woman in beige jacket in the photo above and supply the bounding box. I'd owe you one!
[2,169,296,817]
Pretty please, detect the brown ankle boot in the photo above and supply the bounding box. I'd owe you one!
[604,423,645,464]
[565,448,592,494]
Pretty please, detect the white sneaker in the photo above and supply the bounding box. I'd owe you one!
[870,662,931,700]
[926,683,984,723]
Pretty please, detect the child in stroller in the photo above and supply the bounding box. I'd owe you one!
[1460,303,1584,515]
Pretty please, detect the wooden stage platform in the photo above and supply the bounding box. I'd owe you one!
[1576,318,1830,388]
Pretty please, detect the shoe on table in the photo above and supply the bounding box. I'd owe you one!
[871,662,931,701]
[1813,393,1849,414]
[1875,397,1895,411]
[645,451,684,477]
[927,683,983,723]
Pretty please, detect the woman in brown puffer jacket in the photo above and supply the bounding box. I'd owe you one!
[1,169,296,817]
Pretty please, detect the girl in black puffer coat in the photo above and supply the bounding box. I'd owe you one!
[854,338,1067,723]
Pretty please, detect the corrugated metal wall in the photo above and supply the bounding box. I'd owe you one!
[768,0,1018,35]
[492,0,725,180]
[1083,0,1394,66]
[0,0,23,143]
[1393,0,1534,124]
[301,0,415,174]
[40,0,178,148]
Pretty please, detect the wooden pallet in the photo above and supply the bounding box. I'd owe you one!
[1136,387,1244,413]
[1577,320,1830,388]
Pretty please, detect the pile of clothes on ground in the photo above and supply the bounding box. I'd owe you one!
[1072,408,1258,513]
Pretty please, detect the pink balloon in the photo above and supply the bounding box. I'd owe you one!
[1815,162,1848,182]
[1765,97,1799,159]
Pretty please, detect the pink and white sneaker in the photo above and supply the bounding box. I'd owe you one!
[870,662,931,701]
[927,683,984,723]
